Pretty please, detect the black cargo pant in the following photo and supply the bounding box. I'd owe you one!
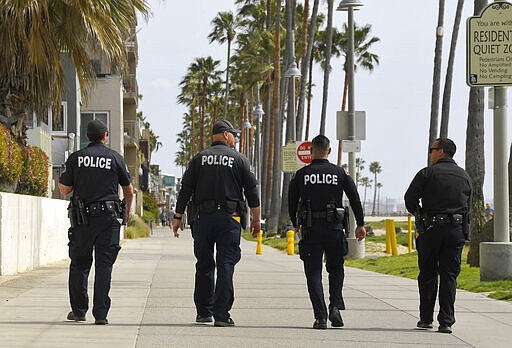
[68,215,121,320]
[192,211,241,322]
[416,224,465,326]
[299,220,348,320]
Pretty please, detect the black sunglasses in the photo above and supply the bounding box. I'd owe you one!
[429,147,442,153]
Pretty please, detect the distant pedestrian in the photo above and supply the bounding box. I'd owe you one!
[288,135,366,329]
[172,119,260,327]
[484,203,493,221]
[150,217,154,235]
[59,120,133,325]
[405,138,472,334]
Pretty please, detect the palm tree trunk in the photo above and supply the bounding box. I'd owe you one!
[223,40,231,119]
[266,0,281,228]
[466,0,488,267]
[337,67,349,166]
[371,172,377,215]
[428,0,445,163]
[190,105,195,156]
[305,48,314,140]
[319,0,334,135]
[296,0,319,140]
[439,0,464,138]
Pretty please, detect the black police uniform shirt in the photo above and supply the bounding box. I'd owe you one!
[175,141,259,214]
[288,158,364,228]
[405,157,472,217]
[59,142,131,204]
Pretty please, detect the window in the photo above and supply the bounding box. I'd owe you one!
[80,111,109,149]
[51,102,67,134]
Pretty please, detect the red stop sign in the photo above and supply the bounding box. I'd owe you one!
[297,141,312,165]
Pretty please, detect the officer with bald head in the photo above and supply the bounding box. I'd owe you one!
[289,134,366,330]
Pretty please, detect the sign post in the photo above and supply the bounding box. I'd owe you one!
[467,1,512,281]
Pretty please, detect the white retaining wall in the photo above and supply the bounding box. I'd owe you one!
[0,192,70,275]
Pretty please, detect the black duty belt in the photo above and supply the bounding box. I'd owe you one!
[85,200,121,217]
[427,213,463,226]
[311,211,328,219]
[198,200,238,214]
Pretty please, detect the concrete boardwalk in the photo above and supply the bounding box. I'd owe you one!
[1,228,511,348]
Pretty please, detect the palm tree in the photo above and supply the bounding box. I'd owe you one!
[208,11,237,119]
[360,176,372,214]
[369,161,382,215]
[376,182,383,215]
[332,23,380,165]
[296,0,320,140]
[466,0,488,267]
[354,157,366,187]
[439,0,464,138]
[0,0,149,142]
[319,0,335,135]
[428,0,445,162]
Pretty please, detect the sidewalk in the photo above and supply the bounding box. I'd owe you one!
[1,227,511,347]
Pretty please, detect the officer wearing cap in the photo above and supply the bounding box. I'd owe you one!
[288,135,366,330]
[59,119,134,325]
[173,119,261,327]
[405,138,472,334]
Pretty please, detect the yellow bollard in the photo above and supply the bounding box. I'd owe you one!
[256,230,263,255]
[385,219,392,254]
[407,214,413,253]
[389,219,399,256]
[287,230,295,255]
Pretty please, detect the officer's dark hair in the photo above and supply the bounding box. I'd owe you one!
[436,138,456,158]
[311,135,330,154]
[87,132,104,143]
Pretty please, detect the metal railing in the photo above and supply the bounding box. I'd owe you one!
[124,119,140,147]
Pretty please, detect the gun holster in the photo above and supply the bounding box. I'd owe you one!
[237,200,248,229]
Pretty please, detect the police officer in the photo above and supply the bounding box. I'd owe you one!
[405,138,472,334]
[59,120,133,325]
[172,119,260,327]
[288,135,366,330]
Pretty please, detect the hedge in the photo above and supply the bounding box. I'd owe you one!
[0,125,23,189]
[0,125,49,196]
[16,145,50,197]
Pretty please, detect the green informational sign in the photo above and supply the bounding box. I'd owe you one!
[467,2,512,86]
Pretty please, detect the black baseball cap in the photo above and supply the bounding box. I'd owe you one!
[87,120,108,136]
[212,119,240,136]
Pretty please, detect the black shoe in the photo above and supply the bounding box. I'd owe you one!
[328,306,344,327]
[438,325,452,334]
[67,311,86,322]
[416,320,433,329]
[196,315,213,323]
[214,318,235,327]
[95,319,108,325]
[313,319,327,330]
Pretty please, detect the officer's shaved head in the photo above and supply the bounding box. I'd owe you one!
[311,135,330,158]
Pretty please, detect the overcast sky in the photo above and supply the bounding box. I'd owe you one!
[137,0,512,203]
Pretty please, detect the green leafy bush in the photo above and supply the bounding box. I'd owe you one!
[16,145,49,196]
[0,125,23,191]
[142,192,159,224]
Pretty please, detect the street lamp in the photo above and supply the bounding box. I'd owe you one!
[337,0,364,258]
[253,100,264,181]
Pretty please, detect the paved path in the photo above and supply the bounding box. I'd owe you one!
[1,227,511,347]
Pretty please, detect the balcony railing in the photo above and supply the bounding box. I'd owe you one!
[124,120,140,148]
[122,74,138,104]
[128,165,140,189]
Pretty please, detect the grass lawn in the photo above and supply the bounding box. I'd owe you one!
[242,229,512,302]
[346,247,512,301]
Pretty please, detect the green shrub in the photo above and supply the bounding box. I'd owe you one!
[126,215,150,239]
[0,125,23,191]
[16,145,49,196]
[142,192,159,223]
